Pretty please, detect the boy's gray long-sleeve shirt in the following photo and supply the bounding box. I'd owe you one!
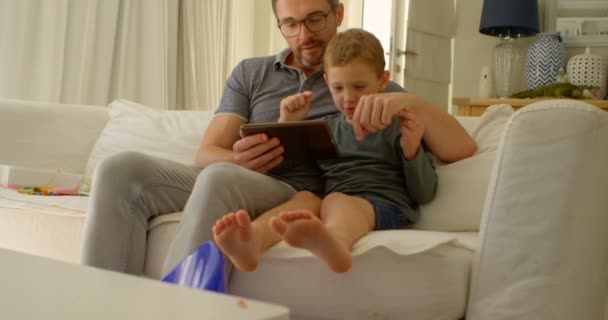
[319,114,438,223]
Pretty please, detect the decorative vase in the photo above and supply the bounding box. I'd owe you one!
[525,33,567,90]
[567,47,608,99]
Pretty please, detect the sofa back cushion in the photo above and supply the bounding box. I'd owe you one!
[414,104,514,232]
[0,98,109,175]
[81,100,213,192]
[81,99,511,232]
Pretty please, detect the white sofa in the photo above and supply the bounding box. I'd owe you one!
[0,97,606,320]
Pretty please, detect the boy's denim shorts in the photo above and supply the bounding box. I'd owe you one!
[367,198,411,231]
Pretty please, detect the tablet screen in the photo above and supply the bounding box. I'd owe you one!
[240,120,340,160]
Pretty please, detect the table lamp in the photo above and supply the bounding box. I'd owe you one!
[480,0,539,97]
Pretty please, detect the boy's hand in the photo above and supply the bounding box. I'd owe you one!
[351,92,407,140]
[279,91,313,122]
[397,109,425,160]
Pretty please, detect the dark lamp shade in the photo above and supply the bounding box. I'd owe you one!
[480,0,539,37]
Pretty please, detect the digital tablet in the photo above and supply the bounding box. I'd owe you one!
[240,120,340,160]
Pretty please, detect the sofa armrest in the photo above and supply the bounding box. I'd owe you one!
[466,100,608,319]
[0,98,109,174]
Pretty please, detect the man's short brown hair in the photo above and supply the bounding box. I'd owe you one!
[323,28,386,77]
[271,0,339,16]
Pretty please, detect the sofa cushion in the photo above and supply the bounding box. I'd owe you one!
[232,230,478,320]
[81,100,214,191]
[470,104,514,155]
[0,187,88,264]
[0,98,109,175]
[143,208,479,320]
[414,104,514,232]
[467,100,608,319]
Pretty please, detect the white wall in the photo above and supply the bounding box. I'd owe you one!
[566,46,608,60]
[452,0,498,100]
[452,0,535,101]
[452,0,607,103]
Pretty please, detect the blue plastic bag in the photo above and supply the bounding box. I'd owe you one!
[161,241,226,293]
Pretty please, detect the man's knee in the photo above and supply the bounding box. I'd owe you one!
[193,162,249,190]
[93,151,157,187]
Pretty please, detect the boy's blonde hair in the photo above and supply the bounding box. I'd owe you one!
[323,28,386,77]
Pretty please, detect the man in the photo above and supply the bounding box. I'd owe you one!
[80,0,476,277]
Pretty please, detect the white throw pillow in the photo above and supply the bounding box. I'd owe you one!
[414,104,514,232]
[415,151,496,231]
[81,100,213,192]
[471,104,514,155]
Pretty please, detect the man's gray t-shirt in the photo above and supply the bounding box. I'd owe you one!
[215,48,404,195]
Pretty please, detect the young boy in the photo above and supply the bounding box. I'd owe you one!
[213,28,437,273]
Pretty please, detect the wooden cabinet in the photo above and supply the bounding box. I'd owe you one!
[453,97,608,117]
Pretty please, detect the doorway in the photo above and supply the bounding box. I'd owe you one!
[362,0,456,110]
[362,0,408,87]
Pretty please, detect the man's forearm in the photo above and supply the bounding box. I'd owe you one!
[414,97,477,163]
[194,146,235,167]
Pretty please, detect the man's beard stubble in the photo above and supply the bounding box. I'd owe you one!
[296,39,325,69]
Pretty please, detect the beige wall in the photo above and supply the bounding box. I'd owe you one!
[452,0,498,102]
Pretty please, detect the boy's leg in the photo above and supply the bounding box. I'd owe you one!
[271,192,375,273]
[213,191,321,271]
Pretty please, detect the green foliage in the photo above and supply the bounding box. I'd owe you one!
[511,83,598,99]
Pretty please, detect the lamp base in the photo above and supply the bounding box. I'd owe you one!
[494,37,524,98]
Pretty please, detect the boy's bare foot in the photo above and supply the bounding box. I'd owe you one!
[212,210,260,272]
[269,210,352,273]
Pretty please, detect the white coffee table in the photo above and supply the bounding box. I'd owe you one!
[0,248,289,319]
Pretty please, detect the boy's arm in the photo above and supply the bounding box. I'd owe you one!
[398,105,436,203]
[279,91,313,122]
[400,147,437,204]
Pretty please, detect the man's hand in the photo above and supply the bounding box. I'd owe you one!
[342,91,476,163]
[397,109,425,160]
[232,131,284,173]
[351,92,412,140]
[279,91,313,122]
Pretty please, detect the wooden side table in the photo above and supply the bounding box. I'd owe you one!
[453,97,608,116]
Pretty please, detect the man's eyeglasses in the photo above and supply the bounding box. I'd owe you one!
[278,7,335,38]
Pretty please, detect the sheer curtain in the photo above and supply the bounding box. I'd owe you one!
[180,0,363,111]
[0,0,179,109]
[178,0,231,111]
[0,0,363,111]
